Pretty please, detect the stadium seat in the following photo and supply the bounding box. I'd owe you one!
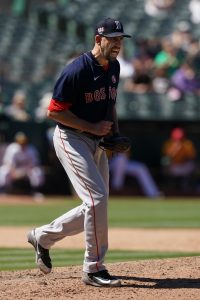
[1,0,199,120]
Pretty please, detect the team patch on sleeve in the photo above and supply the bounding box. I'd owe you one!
[48,99,72,111]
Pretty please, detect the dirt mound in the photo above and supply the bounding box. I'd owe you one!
[1,257,200,300]
[1,196,200,299]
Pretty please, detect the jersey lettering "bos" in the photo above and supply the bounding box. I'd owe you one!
[85,87,117,104]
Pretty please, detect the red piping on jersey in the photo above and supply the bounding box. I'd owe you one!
[58,128,100,271]
[48,98,72,111]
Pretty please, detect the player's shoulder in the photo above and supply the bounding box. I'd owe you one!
[67,52,90,67]
[185,139,195,146]
[61,52,90,76]
[5,142,20,151]
[3,143,20,159]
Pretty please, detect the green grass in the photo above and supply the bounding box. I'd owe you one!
[1,196,200,271]
[109,198,200,228]
[0,248,199,271]
[0,197,200,228]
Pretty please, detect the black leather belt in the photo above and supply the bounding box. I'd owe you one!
[58,125,101,140]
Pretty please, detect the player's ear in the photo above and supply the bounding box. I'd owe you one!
[95,35,102,45]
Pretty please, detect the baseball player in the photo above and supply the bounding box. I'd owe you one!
[27,18,131,287]
[109,151,162,198]
[0,132,44,194]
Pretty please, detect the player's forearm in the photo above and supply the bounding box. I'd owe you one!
[47,109,113,136]
[47,109,93,132]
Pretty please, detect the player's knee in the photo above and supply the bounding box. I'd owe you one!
[92,187,109,206]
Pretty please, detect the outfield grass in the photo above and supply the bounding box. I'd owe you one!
[1,197,200,271]
[0,248,200,271]
[0,197,200,228]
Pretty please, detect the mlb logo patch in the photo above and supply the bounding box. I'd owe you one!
[98,27,104,34]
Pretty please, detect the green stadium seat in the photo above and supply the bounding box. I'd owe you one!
[1,0,200,120]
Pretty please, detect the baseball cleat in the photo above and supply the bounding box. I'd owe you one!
[27,229,52,274]
[82,270,121,287]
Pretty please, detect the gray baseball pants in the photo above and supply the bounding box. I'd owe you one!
[35,125,109,273]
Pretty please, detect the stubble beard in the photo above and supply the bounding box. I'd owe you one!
[104,50,117,62]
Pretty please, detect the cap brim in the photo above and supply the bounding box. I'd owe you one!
[101,32,132,38]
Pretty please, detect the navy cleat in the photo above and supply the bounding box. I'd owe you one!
[82,270,121,287]
[27,229,52,274]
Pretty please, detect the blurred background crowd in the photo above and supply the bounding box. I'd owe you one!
[1,0,200,198]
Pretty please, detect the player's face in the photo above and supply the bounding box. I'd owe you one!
[100,36,123,61]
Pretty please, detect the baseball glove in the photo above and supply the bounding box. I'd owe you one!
[99,134,131,153]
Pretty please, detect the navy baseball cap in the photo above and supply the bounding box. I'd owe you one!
[95,18,131,38]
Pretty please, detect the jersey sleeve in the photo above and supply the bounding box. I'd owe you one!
[52,60,82,104]
[48,99,72,112]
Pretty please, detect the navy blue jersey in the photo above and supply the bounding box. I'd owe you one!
[52,51,120,124]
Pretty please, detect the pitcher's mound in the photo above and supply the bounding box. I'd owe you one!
[1,256,200,300]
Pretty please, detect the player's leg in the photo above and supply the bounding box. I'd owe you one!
[0,165,12,192]
[28,167,45,188]
[54,128,110,273]
[28,167,45,198]
[81,144,109,273]
[109,154,127,191]
[29,126,109,274]
[127,161,161,197]
[82,145,121,286]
